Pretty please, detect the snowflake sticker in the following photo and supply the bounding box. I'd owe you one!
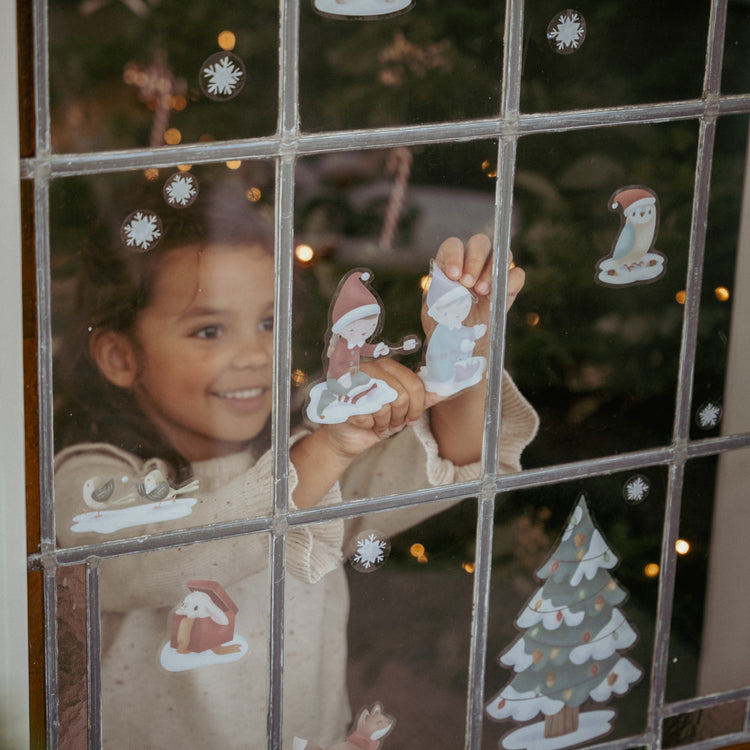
[199,52,246,102]
[547,9,587,55]
[623,475,650,505]
[163,172,199,209]
[696,401,722,430]
[121,210,163,252]
[349,530,390,573]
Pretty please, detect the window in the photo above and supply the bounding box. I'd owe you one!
[12,0,750,748]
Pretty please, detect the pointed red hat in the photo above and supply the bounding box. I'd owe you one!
[331,270,381,333]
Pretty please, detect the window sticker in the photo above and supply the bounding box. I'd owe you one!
[547,10,587,55]
[70,470,198,534]
[348,529,391,572]
[120,209,163,252]
[623,475,650,505]
[159,580,248,673]
[596,186,666,287]
[695,400,722,430]
[293,702,395,750]
[306,268,420,424]
[486,494,642,750]
[418,260,487,398]
[199,51,247,102]
[312,0,415,21]
[163,171,199,209]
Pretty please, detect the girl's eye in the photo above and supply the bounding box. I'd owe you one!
[193,325,222,339]
[258,316,274,333]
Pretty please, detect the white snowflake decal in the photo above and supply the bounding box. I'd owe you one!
[697,401,722,429]
[547,9,587,54]
[200,52,246,101]
[163,172,198,208]
[351,532,389,572]
[624,475,650,504]
[121,210,162,252]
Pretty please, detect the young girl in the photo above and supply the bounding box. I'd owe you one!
[54,180,538,748]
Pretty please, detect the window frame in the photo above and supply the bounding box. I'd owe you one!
[15,0,750,748]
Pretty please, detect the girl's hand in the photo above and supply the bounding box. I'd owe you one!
[322,358,427,458]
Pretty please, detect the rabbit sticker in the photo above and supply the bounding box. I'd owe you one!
[159,580,248,672]
[294,702,395,750]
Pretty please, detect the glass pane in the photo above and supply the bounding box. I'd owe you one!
[722,1,750,96]
[485,472,662,747]
[285,500,476,747]
[98,539,270,745]
[670,450,750,701]
[299,3,504,132]
[509,122,698,468]
[51,163,277,544]
[692,115,750,439]
[662,702,746,748]
[520,1,709,113]
[49,0,278,153]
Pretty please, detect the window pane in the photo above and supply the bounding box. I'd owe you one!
[97,539,270,746]
[48,0,278,153]
[50,164,277,544]
[299,3,504,131]
[485,473,662,746]
[284,500,476,748]
[510,122,698,467]
[722,2,750,96]
[520,1,709,113]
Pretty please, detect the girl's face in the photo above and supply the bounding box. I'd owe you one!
[131,244,275,462]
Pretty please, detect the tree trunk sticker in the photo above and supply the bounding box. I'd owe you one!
[595,186,666,287]
[159,580,248,673]
[486,495,642,750]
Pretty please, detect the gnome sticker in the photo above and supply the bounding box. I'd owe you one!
[596,186,665,287]
[305,268,420,425]
[418,261,488,398]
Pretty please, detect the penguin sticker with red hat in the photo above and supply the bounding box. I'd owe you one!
[305,268,421,424]
[596,185,666,287]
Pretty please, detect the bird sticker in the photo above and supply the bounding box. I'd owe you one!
[596,186,666,287]
[71,470,199,535]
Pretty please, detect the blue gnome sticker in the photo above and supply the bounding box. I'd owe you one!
[306,268,420,424]
[418,261,487,398]
[596,186,665,287]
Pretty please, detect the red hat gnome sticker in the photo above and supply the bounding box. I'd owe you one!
[159,580,248,672]
[293,702,396,750]
[306,268,420,424]
[596,186,665,287]
[418,261,487,397]
[486,495,642,749]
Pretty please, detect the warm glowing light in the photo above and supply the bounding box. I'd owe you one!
[218,30,236,51]
[291,369,308,386]
[163,128,182,145]
[644,563,660,578]
[462,562,475,574]
[171,94,187,111]
[482,159,497,178]
[295,244,315,263]
[199,134,215,142]
[675,290,686,305]
[420,275,431,292]
[525,312,540,327]
[410,543,425,558]
[177,164,192,172]
[417,554,429,564]
[246,187,262,202]
[715,286,730,302]
[226,160,242,170]
[675,539,691,555]
[143,168,159,181]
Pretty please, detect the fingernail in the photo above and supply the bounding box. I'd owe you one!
[475,280,490,295]
[446,265,462,280]
[461,273,475,287]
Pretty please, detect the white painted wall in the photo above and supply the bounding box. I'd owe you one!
[0,0,30,746]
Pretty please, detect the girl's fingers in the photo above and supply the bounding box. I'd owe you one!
[435,236,466,282]
[506,264,526,312]
[360,359,425,432]
[460,233,492,291]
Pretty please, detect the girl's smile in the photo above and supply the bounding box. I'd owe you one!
[129,244,275,461]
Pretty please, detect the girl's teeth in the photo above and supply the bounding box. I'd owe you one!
[219,389,263,399]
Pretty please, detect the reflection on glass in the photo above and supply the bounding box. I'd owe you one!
[52,165,277,545]
[49,0,278,152]
[662,702,745,748]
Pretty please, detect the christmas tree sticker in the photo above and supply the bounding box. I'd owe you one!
[486,495,642,750]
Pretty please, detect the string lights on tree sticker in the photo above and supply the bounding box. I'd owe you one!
[486,495,642,750]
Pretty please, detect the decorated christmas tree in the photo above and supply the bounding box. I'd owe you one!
[486,495,642,750]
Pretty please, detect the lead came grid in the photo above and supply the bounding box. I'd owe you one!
[22,0,750,748]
